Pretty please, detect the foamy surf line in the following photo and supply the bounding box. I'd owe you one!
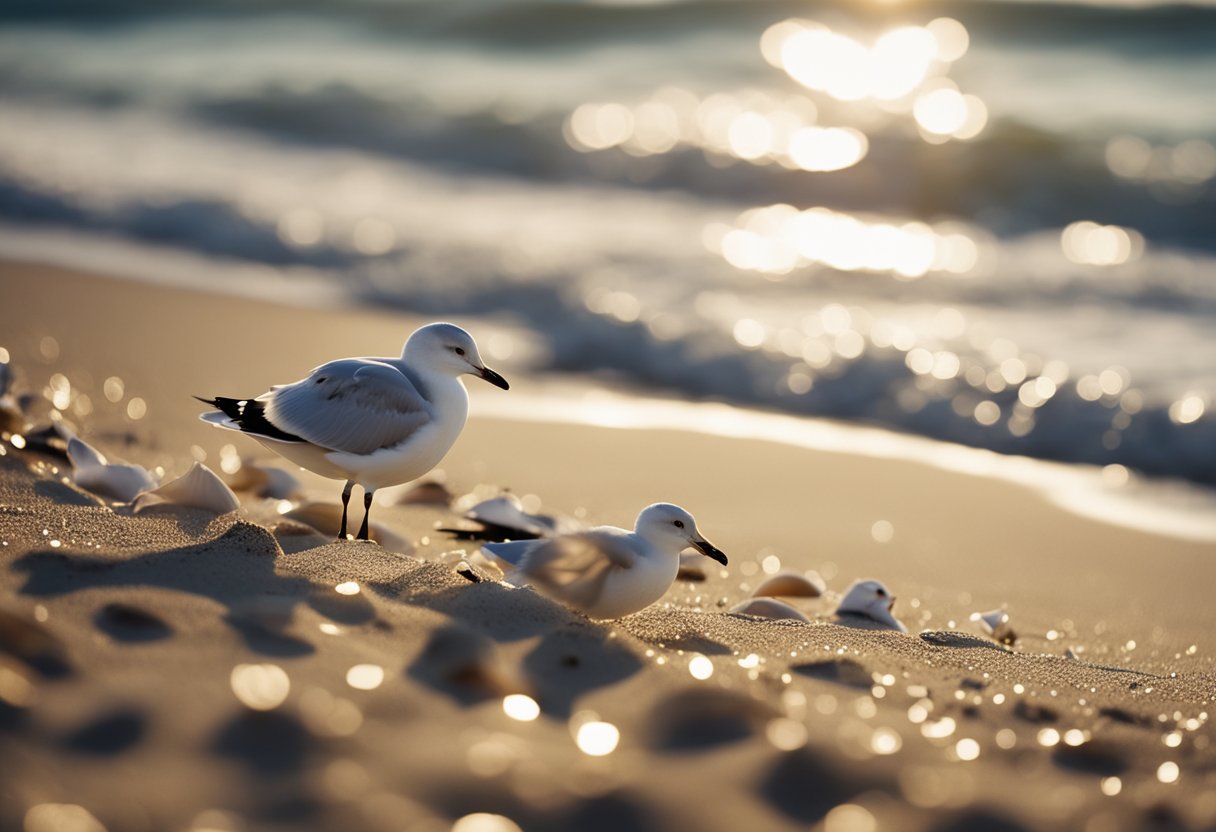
[475,390,1216,544]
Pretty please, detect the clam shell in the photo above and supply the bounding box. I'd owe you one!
[397,480,453,506]
[67,436,157,503]
[466,495,553,537]
[751,570,825,599]
[134,462,240,514]
[730,597,811,623]
[973,608,1017,645]
[227,462,302,499]
[975,609,1009,634]
[284,502,413,554]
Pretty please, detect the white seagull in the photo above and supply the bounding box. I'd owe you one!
[197,322,509,540]
[482,503,727,620]
[837,579,907,632]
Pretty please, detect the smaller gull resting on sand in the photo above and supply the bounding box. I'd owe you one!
[483,503,727,620]
[837,579,907,632]
[197,322,508,540]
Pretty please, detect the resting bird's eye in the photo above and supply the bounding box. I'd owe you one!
[876,588,886,597]
[454,347,466,356]
[673,520,684,529]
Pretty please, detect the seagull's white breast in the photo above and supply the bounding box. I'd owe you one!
[584,545,680,620]
[323,374,469,490]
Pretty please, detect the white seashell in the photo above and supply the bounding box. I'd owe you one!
[836,579,908,632]
[67,436,157,502]
[467,494,554,536]
[971,607,1017,645]
[134,461,240,514]
[730,597,811,623]
[751,570,825,599]
[974,609,1009,634]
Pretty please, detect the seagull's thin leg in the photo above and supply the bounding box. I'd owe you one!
[338,480,354,540]
[357,489,375,541]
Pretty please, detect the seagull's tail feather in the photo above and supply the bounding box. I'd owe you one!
[195,395,306,443]
[482,539,535,567]
[194,395,244,420]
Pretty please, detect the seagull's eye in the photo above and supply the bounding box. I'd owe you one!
[454,347,466,357]
[673,520,684,529]
[876,588,886,597]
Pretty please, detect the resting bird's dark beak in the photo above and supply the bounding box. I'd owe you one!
[693,538,728,566]
[478,366,510,390]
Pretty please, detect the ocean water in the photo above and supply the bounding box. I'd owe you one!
[1,0,1214,484]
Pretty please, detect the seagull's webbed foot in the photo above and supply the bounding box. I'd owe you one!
[338,480,354,541]
[356,490,374,541]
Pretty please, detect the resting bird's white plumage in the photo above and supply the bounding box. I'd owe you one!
[483,503,728,619]
[197,322,508,540]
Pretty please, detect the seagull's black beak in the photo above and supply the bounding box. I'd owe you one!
[693,538,728,566]
[478,366,510,390]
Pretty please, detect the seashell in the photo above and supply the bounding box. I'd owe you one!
[971,608,1017,645]
[227,462,302,499]
[466,494,555,537]
[751,570,825,599]
[729,597,811,623]
[21,420,74,458]
[67,436,157,503]
[397,479,453,506]
[284,502,413,554]
[974,608,1008,633]
[837,579,907,633]
[134,462,240,514]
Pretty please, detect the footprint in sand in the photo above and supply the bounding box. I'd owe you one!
[0,607,72,678]
[62,707,147,756]
[95,602,173,642]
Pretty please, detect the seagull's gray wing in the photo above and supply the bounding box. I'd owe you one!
[262,359,433,454]
[517,531,637,611]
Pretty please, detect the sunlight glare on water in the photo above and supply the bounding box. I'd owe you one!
[707,204,977,278]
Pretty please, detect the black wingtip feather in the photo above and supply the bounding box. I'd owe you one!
[196,395,304,443]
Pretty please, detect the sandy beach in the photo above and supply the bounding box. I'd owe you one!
[1,262,1214,832]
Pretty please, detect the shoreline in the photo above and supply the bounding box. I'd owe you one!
[2,258,1214,832]
[4,251,1214,543]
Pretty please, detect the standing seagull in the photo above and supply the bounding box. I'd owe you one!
[482,503,728,619]
[197,322,508,540]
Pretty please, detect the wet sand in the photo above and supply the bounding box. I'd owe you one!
[1,262,1214,832]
